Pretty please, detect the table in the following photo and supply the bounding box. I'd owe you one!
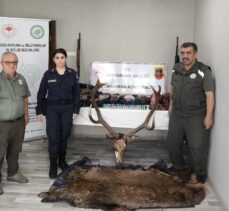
[73,107,169,130]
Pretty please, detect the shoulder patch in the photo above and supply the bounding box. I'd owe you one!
[198,69,205,78]
[18,79,23,85]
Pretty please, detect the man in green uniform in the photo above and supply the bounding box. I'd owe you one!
[167,42,215,183]
[0,52,31,195]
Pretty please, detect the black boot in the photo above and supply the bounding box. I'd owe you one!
[58,152,69,171]
[49,156,57,179]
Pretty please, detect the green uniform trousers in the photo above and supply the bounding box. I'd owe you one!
[0,117,25,182]
[167,112,210,176]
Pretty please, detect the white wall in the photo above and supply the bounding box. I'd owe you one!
[1,0,229,209]
[0,0,195,84]
[0,0,195,141]
[194,0,229,209]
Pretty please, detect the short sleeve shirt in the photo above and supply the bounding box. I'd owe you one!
[0,71,31,121]
[202,69,214,92]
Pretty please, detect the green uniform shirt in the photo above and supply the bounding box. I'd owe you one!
[0,71,31,121]
[171,61,214,117]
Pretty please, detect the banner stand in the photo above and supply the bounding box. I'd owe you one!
[0,17,50,140]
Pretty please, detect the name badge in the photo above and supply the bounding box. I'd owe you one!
[48,79,57,83]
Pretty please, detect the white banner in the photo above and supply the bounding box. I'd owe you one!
[0,17,50,140]
[73,108,168,130]
[90,62,167,95]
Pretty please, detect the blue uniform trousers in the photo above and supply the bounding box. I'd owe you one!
[46,104,73,157]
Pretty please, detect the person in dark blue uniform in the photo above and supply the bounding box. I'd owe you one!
[36,48,80,179]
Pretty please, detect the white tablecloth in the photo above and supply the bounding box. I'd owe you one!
[73,107,169,130]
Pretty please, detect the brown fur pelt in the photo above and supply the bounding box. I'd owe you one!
[39,164,205,211]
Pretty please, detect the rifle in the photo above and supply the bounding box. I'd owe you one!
[76,33,81,78]
[175,36,180,64]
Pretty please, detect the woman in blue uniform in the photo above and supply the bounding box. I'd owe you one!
[36,48,80,179]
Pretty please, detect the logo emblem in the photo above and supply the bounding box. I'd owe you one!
[18,79,23,85]
[1,24,17,38]
[154,66,165,80]
[190,73,197,79]
[30,25,44,39]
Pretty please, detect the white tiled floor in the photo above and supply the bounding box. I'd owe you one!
[0,138,226,211]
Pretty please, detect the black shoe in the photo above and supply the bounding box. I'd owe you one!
[58,160,69,171]
[58,153,69,171]
[49,168,57,179]
[49,156,57,179]
[196,175,206,183]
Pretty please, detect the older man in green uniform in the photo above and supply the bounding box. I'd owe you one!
[0,52,31,195]
[167,42,215,183]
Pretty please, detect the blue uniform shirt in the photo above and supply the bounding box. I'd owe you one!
[36,68,80,115]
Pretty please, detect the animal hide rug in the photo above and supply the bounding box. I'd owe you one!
[39,157,205,211]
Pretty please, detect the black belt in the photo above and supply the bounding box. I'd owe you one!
[47,99,72,106]
[1,116,23,123]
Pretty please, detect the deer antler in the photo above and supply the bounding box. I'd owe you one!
[89,79,119,139]
[124,86,161,141]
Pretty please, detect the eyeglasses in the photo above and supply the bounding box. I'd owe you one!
[1,61,18,66]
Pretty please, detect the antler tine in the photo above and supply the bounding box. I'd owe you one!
[124,86,161,141]
[88,104,100,123]
[90,79,119,139]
